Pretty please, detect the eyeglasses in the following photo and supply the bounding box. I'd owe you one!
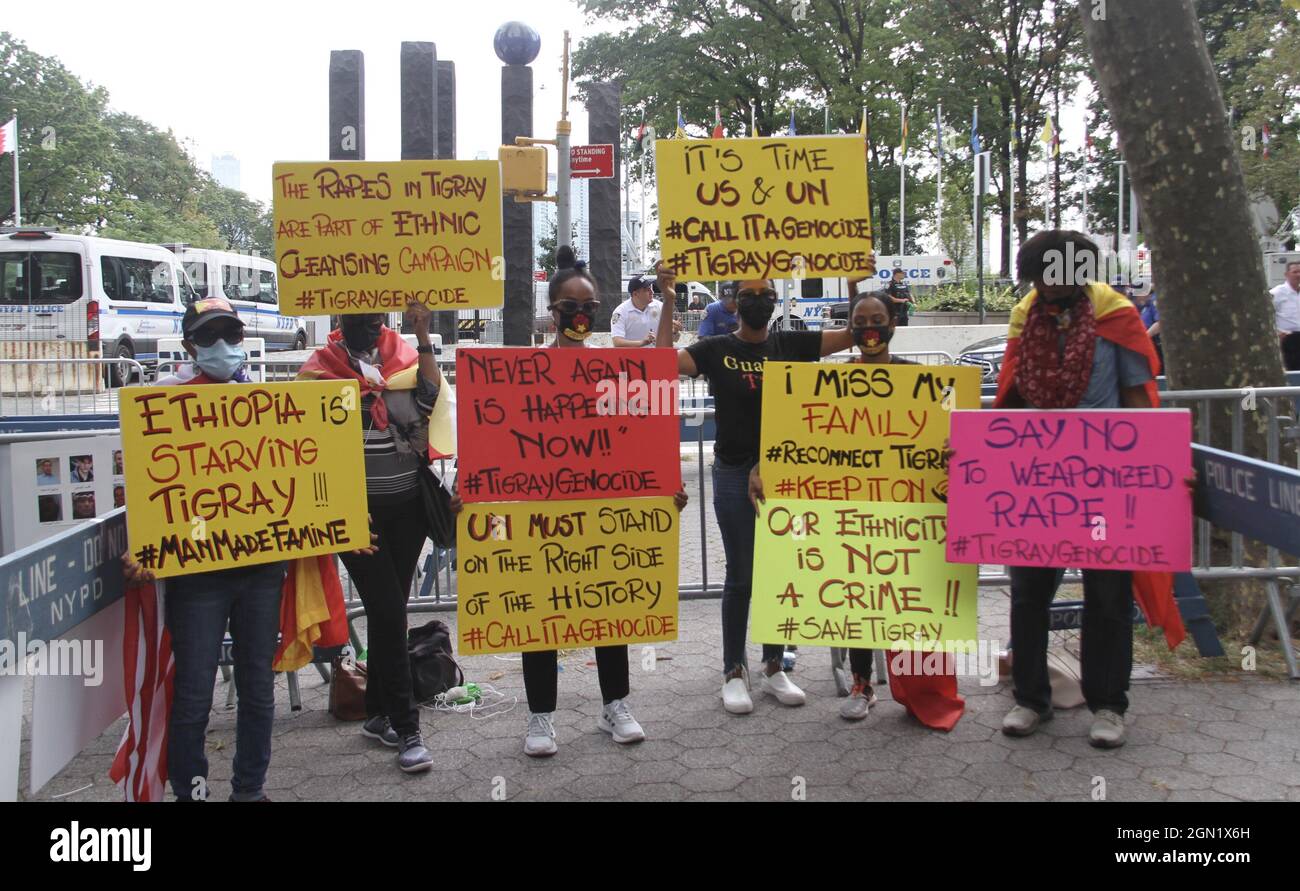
[737,289,778,304]
[552,300,600,315]
[190,325,243,348]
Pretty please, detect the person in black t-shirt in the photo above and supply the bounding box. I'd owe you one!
[655,260,869,715]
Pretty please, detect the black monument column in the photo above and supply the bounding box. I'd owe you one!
[326,51,365,340]
[496,23,540,347]
[434,60,459,347]
[586,82,622,332]
[399,42,437,337]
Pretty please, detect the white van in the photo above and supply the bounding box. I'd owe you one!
[0,228,197,384]
[172,246,307,353]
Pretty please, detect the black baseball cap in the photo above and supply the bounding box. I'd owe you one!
[182,296,243,337]
[628,275,655,294]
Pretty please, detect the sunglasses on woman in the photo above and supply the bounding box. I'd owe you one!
[190,324,244,348]
[737,288,778,303]
[552,300,601,315]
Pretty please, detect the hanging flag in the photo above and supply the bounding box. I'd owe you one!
[1040,115,1059,156]
[1085,123,1094,161]
[970,106,981,155]
[935,107,944,161]
[712,103,724,139]
[0,117,15,156]
[634,110,647,144]
[675,107,687,139]
[1262,123,1272,159]
[110,580,175,802]
[1009,114,1018,151]
[859,108,868,139]
[900,107,909,158]
[788,108,797,136]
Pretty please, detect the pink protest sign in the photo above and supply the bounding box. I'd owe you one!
[946,409,1193,572]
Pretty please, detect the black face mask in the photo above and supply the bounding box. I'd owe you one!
[738,299,775,329]
[852,324,893,353]
[340,318,383,353]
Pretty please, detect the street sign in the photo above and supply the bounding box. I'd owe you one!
[1193,443,1300,554]
[570,144,614,179]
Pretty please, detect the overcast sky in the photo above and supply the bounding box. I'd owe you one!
[7,0,603,205]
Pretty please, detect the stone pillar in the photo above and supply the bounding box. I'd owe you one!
[398,42,437,336]
[501,64,534,346]
[434,60,459,346]
[586,82,622,332]
[328,51,365,160]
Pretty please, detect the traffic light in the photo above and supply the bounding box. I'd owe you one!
[499,145,548,196]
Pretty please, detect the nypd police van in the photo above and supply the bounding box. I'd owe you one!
[0,228,198,384]
[170,246,306,353]
[789,254,956,329]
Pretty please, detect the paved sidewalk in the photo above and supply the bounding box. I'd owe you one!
[19,586,1300,802]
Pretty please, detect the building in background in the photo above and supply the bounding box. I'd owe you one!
[532,173,590,268]
[211,153,241,190]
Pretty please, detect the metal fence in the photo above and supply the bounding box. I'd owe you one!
[0,357,144,416]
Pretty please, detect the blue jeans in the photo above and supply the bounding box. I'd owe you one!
[165,562,285,801]
[712,459,783,675]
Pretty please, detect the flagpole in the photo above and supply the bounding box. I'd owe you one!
[899,101,906,256]
[750,101,756,137]
[12,110,19,227]
[937,101,943,257]
[1082,120,1089,235]
[1008,108,1015,275]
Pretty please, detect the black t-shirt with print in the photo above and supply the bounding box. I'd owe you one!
[686,330,823,466]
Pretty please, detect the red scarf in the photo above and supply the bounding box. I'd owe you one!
[297,327,419,430]
[1015,296,1097,409]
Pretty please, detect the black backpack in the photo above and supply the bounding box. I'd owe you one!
[408,619,464,703]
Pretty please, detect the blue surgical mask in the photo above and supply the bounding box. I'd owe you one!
[194,339,245,381]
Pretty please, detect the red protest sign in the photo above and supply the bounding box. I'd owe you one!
[570,144,615,179]
[455,347,682,503]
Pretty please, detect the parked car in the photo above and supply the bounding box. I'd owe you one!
[956,334,1010,383]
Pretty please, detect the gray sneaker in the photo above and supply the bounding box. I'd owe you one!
[397,732,434,773]
[839,683,878,721]
[1001,704,1053,737]
[1089,709,1127,748]
[360,716,399,747]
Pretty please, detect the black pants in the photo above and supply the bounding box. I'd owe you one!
[521,646,629,713]
[339,496,428,736]
[1283,332,1300,371]
[848,649,875,682]
[1009,566,1133,715]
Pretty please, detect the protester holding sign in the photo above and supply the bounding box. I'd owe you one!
[121,298,300,801]
[655,260,865,715]
[992,230,1181,749]
[297,301,444,773]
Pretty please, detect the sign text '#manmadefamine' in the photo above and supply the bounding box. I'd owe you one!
[119,381,369,578]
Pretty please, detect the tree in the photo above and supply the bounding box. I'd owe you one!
[0,32,116,229]
[1082,0,1286,635]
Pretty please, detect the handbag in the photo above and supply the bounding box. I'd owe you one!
[416,461,457,548]
[328,653,368,721]
[408,619,464,703]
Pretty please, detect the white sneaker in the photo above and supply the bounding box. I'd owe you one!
[722,674,754,715]
[839,682,877,721]
[1089,709,1127,748]
[761,669,807,706]
[523,712,557,757]
[598,698,645,744]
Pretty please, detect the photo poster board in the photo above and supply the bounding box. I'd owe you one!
[655,135,872,282]
[750,362,983,651]
[118,380,368,578]
[272,159,504,315]
[0,433,125,556]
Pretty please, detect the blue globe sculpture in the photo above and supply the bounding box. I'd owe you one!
[494,22,540,66]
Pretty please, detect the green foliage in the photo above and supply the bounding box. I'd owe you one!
[0,31,271,254]
[916,282,1019,313]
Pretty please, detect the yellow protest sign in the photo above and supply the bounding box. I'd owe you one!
[456,497,680,655]
[759,362,982,504]
[119,380,368,578]
[272,160,504,315]
[655,135,872,281]
[750,499,979,651]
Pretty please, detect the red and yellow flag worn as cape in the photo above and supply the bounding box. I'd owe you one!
[995,282,1185,650]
